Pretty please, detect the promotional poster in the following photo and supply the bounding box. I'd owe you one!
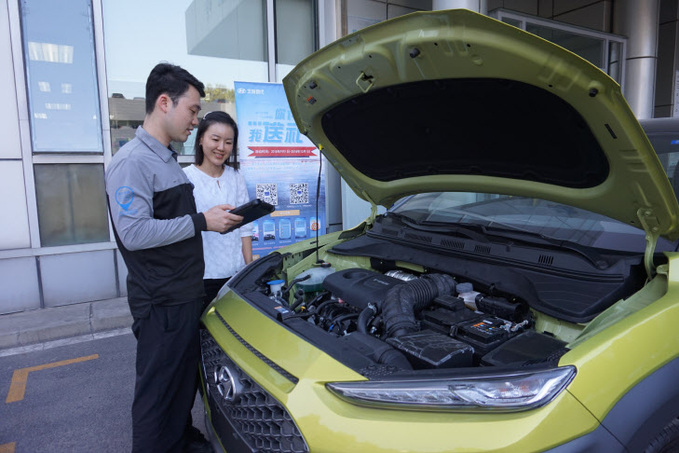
[234,81,326,258]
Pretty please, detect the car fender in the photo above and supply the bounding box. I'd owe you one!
[547,356,679,452]
[599,355,679,452]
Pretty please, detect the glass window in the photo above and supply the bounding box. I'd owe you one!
[490,9,625,85]
[390,192,677,254]
[103,0,269,155]
[275,0,318,82]
[642,122,679,197]
[525,23,605,68]
[274,0,318,82]
[34,164,109,246]
[20,0,103,152]
[608,41,622,83]
[275,0,316,80]
[501,17,522,28]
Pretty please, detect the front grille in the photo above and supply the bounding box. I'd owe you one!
[200,330,308,453]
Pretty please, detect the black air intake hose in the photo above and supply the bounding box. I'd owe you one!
[357,305,377,334]
[342,332,413,370]
[380,274,456,338]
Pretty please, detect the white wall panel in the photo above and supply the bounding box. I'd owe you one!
[0,161,31,249]
[41,250,117,307]
[0,0,22,159]
[116,250,128,297]
[0,257,40,314]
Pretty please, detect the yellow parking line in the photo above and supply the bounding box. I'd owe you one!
[0,442,16,452]
[5,354,99,403]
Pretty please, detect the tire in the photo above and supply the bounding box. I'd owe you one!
[644,418,679,453]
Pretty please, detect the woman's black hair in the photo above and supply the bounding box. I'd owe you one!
[193,111,240,170]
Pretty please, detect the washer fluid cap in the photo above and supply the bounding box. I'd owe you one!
[456,282,474,294]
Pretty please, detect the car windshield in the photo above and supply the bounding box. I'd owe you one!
[641,119,679,199]
[389,192,677,254]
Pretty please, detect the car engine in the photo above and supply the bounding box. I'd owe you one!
[229,211,646,377]
[270,266,569,373]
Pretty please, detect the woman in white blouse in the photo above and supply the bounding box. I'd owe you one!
[184,111,253,308]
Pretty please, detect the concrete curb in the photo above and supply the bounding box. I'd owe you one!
[0,297,133,352]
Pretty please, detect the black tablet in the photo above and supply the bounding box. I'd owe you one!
[223,199,275,233]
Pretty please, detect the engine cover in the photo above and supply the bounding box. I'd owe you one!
[322,268,403,310]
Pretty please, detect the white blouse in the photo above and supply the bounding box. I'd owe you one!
[183,164,253,279]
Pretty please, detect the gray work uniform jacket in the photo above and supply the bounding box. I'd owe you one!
[105,127,207,318]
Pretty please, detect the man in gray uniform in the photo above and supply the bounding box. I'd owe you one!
[106,63,242,452]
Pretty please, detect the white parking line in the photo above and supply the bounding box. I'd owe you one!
[0,327,133,358]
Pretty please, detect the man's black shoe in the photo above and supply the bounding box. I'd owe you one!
[184,439,213,453]
[184,426,212,453]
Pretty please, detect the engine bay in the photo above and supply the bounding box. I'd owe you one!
[227,214,649,378]
[279,266,568,372]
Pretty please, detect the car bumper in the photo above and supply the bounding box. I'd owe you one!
[200,329,309,453]
[200,297,610,453]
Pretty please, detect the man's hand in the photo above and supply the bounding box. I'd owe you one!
[204,204,244,233]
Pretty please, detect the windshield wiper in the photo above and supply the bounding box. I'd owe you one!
[384,212,490,243]
[426,208,610,265]
[388,211,608,268]
[480,225,610,269]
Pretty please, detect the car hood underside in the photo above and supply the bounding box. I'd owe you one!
[283,9,679,240]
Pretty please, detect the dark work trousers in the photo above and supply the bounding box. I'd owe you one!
[187,277,230,429]
[131,300,203,453]
[202,278,229,312]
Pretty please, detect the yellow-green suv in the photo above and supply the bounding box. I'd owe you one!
[199,9,679,453]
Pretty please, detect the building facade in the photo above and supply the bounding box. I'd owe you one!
[2,0,679,314]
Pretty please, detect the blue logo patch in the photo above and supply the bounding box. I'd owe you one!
[115,186,135,211]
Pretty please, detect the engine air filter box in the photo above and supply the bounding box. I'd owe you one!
[386,330,474,369]
[481,330,568,366]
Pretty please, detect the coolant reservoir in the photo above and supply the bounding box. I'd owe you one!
[296,263,335,293]
[456,282,480,311]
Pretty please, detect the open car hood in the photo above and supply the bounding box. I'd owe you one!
[282,9,679,240]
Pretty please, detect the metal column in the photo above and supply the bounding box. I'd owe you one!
[614,0,660,119]
[432,0,487,14]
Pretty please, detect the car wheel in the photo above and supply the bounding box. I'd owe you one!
[644,418,679,453]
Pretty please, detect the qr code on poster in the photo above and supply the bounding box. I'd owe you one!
[289,183,309,204]
[256,183,278,205]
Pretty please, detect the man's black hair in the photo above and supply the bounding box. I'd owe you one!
[145,63,206,114]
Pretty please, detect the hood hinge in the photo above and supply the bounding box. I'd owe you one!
[637,207,660,280]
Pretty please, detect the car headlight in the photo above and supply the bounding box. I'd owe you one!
[326,366,576,412]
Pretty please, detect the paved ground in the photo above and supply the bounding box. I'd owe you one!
[0,316,211,452]
[0,297,133,357]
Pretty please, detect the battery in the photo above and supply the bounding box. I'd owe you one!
[455,317,510,356]
[420,306,480,336]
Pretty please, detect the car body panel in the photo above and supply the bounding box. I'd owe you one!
[201,232,679,452]
[559,255,679,419]
[200,10,679,453]
[282,9,679,239]
[202,292,602,453]
[202,223,679,452]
